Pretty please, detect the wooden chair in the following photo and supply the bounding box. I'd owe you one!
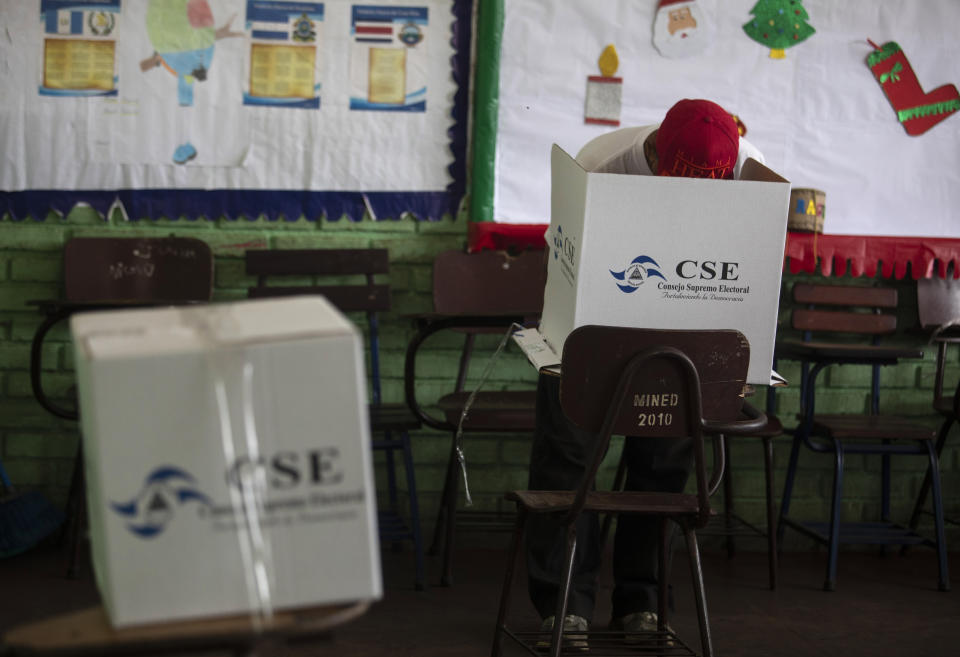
[245,248,426,590]
[907,276,960,533]
[404,248,546,586]
[774,283,950,592]
[491,326,766,657]
[604,407,784,590]
[27,236,214,577]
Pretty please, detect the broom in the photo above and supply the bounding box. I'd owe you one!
[0,456,65,558]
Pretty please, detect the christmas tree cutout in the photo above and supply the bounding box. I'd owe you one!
[743,0,815,59]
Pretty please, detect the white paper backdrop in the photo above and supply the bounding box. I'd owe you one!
[493,0,960,238]
[0,0,456,193]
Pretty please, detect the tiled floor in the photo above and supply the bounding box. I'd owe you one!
[1,533,957,657]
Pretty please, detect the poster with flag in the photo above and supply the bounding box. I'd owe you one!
[2,0,469,225]
[350,5,429,111]
[39,0,121,97]
[243,0,324,109]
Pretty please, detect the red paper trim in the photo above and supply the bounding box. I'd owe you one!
[468,222,548,253]
[785,233,960,279]
[587,76,623,84]
[467,226,960,279]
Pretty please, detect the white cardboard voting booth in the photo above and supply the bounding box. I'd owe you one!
[72,296,382,628]
[516,145,790,386]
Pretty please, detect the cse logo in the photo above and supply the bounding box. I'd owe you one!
[675,260,740,281]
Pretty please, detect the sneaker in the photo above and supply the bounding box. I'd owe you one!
[613,611,675,646]
[536,614,589,652]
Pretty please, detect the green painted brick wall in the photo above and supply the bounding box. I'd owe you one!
[1,208,958,552]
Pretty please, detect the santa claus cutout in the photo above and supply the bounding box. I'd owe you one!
[652,0,715,59]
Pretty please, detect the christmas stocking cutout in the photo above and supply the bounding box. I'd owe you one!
[653,0,714,59]
[868,41,960,136]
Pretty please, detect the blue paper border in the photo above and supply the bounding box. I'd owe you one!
[5,0,471,222]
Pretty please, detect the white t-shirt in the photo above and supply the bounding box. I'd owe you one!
[575,124,764,179]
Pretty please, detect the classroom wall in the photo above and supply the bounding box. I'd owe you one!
[1,211,958,551]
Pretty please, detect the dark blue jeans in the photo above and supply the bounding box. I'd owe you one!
[525,372,693,623]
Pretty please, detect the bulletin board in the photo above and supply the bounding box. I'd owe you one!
[469,0,960,252]
[0,0,472,222]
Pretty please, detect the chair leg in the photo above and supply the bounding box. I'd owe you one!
[683,524,713,657]
[762,436,778,590]
[599,452,627,551]
[429,435,457,558]
[722,438,736,559]
[776,434,803,553]
[64,446,86,579]
[548,524,578,657]
[881,447,891,525]
[441,441,460,587]
[923,439,951,592]
[824,442,845,592]
[399,431,426,591]
[491,510,528,657]
[908,417,954,533]
[381,432,402,553]
[658,517,670,630]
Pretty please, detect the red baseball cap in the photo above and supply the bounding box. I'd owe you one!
[656,99,739,179]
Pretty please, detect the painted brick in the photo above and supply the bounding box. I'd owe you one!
[0,342,57,370]
[63,205,109,225]
[879,389,939,415]
[316,216,393,233]
[825,364,873,388]
[0,284,61,311]
[409,264,434,294]
[501,438,534,465]
[214,258,255,291]
[370,236,465,264]
[6,371,76,400]
[5,432,78,459]
[0,457,56,485]
[11,315,69,342]
[271,233,371,250]
[217,216,316,231]
[190,232,269,256]
[416,218,466,236]
[814,390,871,414]
[0,223,67,250]
[118,216,217,230]
[462,464,528,495]
[10,256,62,283]
[0,400,77,429]
[410,432,452,465]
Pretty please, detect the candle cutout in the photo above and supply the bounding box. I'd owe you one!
[584,44,622,126]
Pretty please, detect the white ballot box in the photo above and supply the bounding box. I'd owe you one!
[71,296,381,628]
[517,145,790,386]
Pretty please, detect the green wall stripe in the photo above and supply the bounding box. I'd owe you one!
[468,0,504,223]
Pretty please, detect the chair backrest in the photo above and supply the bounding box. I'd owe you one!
[430,249,546,392]
[431,249,546,316]
[559,326,751,527]
[245,248,390,402]
[64,237,213,303]
[790,283,899,336]
[560,327,750,437]
[246,248,390,312]
[917,277,960,407]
